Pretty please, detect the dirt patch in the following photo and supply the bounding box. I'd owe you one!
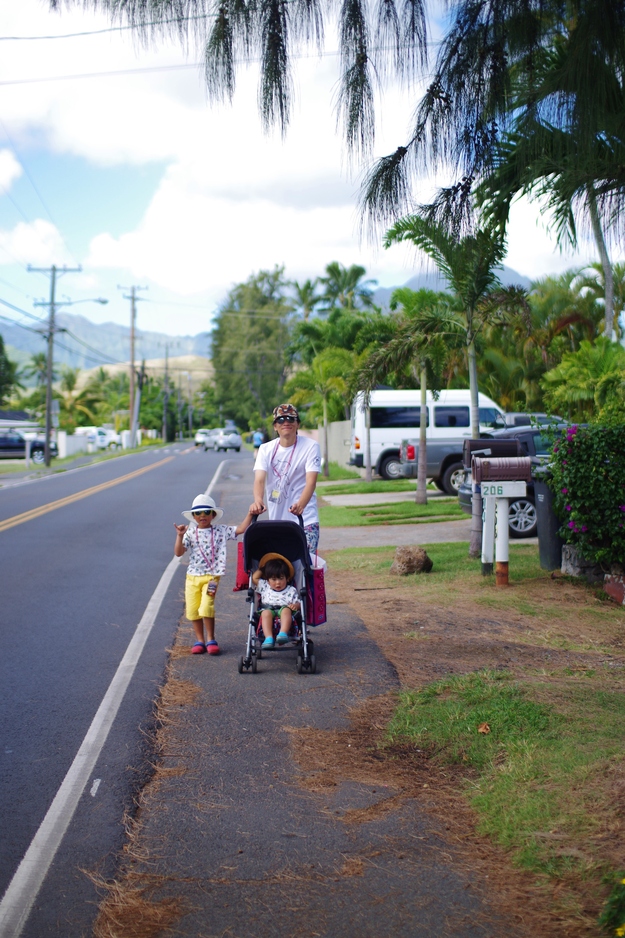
[285,549,625,937]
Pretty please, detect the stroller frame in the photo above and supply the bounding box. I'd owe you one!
[238,516,316,674]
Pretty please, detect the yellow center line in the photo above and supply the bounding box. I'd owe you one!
[0,455,175,533]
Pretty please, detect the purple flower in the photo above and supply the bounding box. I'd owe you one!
[581,525,588,532]
[620,506,625,512]
[561,488,568,494]
[563,460,568,465]
[566,505,572,511]
[568,521,576,529]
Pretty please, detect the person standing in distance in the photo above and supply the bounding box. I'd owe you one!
[252,403,321,553]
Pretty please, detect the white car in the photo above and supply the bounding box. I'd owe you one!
[202,428,224,451]
[74,426,120,449]
[212,429,242,452]
[194,428,211,446]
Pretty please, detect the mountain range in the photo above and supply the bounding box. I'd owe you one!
[2,265,531,379]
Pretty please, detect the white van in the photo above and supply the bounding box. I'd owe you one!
[350,389,504,486]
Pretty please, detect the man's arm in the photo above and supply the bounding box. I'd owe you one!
[252,469,267,513]
[289,471,318,515]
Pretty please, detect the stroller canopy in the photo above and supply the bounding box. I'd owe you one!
[244,519,311,573]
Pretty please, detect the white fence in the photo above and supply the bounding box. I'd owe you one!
[56,431,89,459]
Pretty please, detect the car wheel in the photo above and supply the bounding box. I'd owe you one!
[433,479,447,492]
[441,461,465,495]
[235,447,241,452]
[31,449,45,465]
[379,454,403,480]
[508,498,537,538]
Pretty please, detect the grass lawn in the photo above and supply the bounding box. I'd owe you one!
[324,541,625,933]
[318,499,465,526]
[318,478,436,495]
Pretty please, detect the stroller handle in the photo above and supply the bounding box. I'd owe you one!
[250,511,305,529]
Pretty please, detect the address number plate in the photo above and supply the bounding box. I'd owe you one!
[481,481,527,498]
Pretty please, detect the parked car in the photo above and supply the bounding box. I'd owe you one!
[0,428,57,464]
[211,429,242,452]
[495,412,562,428]
[352,388,504,482]
[457,425,568,537]
[194,428,212,446]
[74,426,120,449]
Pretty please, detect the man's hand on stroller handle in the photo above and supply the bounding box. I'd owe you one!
[251,499,266,514]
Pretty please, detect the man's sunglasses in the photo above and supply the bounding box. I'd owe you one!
[274,415,297,424]
[192,509,214,517]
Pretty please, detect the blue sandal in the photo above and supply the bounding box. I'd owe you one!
[276,632,290,645]
[261,636,275,649]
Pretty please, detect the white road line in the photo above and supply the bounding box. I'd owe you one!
[0,461,227,938]
[90,780,101,798]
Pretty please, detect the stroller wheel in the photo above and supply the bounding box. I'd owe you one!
[251,654,258,673]
[309,654,316,674]
[238,656,245,674]
[296,654,303,674]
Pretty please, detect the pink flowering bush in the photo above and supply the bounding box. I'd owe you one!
[549,425,625,566]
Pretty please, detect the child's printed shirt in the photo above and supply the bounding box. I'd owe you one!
[182,524,237,576]
[257,579,299,607]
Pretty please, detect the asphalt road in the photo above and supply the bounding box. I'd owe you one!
[0,443,255,937]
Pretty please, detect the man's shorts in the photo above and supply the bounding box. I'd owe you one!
[304,522,320,553]
[185,574,220,620]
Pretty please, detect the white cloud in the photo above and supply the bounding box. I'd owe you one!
[0,219,72,267]
[0,149,22,190]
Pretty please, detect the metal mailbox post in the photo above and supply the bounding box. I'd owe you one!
[472,456,532,586]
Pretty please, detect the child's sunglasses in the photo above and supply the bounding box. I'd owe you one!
[274,415,296,423]
[192,509,214,517]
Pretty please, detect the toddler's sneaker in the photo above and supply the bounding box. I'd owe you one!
[276,632,290,645]
[191,642,206,654]
[206,640,220,655]
[261,636,275,649]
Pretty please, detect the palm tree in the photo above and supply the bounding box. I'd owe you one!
[318,262,377,312]
[23,352,51,387]
[285,347,354,477]
[59,366,96,428]
[541,337,625,422]
[351,288,451,504]
[384,215,529,436]
[292,279,321,321]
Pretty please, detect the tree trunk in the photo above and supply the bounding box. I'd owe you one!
[467,336,482,557]
[415,363,428,505]
[365,404,372,482]
[322,395,330,477]
[587,183,615,338]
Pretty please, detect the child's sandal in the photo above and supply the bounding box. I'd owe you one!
[191,642,206,654]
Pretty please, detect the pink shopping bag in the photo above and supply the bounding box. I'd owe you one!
[306,555,327,625]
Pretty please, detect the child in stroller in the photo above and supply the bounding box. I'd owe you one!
[252,554,301,649]
[238,517,317,674]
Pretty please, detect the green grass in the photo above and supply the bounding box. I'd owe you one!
[323,462,362,481]
[318,499,466,527]
[318,478,433,495]
[388,670,625,877]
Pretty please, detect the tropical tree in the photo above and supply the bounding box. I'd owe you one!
[384,215,529,437]
[318,262,377,312]
[351,288,452,503]
[23,351,50,387]
[211,267,293,427]
[0,336,21,406]
[58,366,100,430]
[541,337,625,423]
[292,279,321,321]
[285,347,354,477]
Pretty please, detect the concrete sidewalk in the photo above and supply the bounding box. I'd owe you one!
[319,490,454,507]
[108,467,516,938]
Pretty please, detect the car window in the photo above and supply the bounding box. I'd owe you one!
[434,406,470,428]
[370,407,429,428]
[532,433,552,455]
[478,407,501,428]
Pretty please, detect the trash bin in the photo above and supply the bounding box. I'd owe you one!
[533,467,564,571]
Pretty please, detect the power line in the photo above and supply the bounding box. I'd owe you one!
[0,14,213,42]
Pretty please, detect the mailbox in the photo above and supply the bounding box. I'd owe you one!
[462,438,522,469]
[472,456,532,586]
[472,456,532,483]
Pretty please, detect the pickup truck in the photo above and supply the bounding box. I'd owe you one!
[398,439,471,494]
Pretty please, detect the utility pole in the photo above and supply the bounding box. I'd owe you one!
[30,263,82,466]
[119,285,147,447]
[187,371,193,437]
[162,344,169,443]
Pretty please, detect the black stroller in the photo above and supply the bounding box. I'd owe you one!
[238,517,317,674]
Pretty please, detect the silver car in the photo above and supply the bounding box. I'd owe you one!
[213,429,242,452]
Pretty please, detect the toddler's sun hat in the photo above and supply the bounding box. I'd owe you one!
[182,493,224,524]
[258,552,295,581]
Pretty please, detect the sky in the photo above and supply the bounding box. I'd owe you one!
[0,0,614,352]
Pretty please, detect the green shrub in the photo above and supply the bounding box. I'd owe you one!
[549,425,625,566]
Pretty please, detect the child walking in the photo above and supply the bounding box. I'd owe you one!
[174,493,260,654]
[252,553,301,649]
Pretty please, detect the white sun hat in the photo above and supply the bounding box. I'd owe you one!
[182,493,224,524]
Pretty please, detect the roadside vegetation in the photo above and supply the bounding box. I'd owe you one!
[325,542,625,934]
[318,499,464,526]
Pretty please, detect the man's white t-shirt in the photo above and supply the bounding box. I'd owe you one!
[254,434,321,527]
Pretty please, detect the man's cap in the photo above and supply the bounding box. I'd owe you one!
[272,403,299,422]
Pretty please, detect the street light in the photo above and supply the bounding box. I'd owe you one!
[32,293,109,466]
